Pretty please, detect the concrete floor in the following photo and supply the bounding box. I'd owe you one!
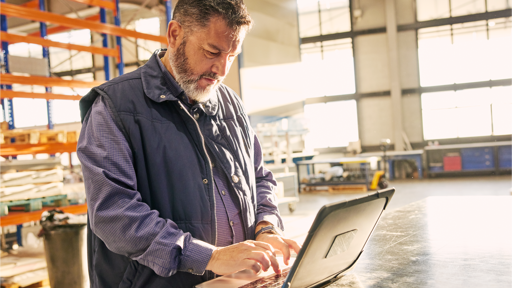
[278,175,512,244]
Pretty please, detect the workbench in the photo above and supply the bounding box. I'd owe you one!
[424,141,511,176]
[296,157,380,191]
[330,196,512,287]
[359,150,424,180]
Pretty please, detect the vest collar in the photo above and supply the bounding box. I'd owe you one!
[141,49,219,117]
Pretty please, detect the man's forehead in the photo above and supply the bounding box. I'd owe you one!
[205,40,243,54]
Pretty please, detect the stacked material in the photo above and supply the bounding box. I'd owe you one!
[0,124,80,145]
[0,169,64,202]
[0,256,48,287]
[0,158,62,174]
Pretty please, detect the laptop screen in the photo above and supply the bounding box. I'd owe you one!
[285,191,393,288]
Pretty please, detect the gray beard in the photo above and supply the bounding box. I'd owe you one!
[168,39,222,103]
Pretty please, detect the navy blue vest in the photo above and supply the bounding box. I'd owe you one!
[79,53,258,287]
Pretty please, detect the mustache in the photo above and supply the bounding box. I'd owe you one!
[198,72,221,81]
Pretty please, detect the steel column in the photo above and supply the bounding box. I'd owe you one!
[100,8,110,81]
[39,0,53,129]
[114,0,123,75]
[385,0,404,151]
[1,0,14,130]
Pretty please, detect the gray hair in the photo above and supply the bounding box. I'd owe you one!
[173,0,253,35]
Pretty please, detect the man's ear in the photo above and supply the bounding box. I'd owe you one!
[167,20,183,49]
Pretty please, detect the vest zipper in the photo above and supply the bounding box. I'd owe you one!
[178,101,217,247]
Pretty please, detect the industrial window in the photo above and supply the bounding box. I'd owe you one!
[48,29,93,73]
[418,17,512,86]
[10,72,91,127]
[5,30,93,127]
[297,0,351,38]
[487,0,512,11]
[416,0,511,21]
[7,41,48,128]
[52,73,94,124]
[304,100,359,149]
[8,43,43,58]
[135,17,161,61]
[12,97,48,128]
[421,86,512,140]
[300,38,355,96]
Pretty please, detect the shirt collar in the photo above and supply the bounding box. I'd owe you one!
[141,49,219,116]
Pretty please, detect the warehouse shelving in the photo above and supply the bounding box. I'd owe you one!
[1,0,172,155]
[425,141,512,176]
[0,142,78,157]
[0,0,173,254]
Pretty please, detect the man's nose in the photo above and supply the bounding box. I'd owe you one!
[211,55,231,77]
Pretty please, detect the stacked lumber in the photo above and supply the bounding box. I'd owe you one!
[0,256,48,288]
[0,130,39,145]
[0,169,65,216]
[0,123,80,145]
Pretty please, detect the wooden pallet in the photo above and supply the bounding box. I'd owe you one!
[2,130,40,145]
[1,279,49,288]
[1,121,9,131]
[39,130,66,144]
[66,130,80,143]
[0,129,68,145]
[0,195,68,216]
[302,184,368,194]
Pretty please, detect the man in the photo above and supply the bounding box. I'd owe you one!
[77,0,300,287]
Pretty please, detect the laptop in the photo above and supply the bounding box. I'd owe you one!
[197,188,395,288]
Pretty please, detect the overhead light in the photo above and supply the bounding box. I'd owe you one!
[488,21,496,27]
[353,9,363,22]
[353,9,363,18]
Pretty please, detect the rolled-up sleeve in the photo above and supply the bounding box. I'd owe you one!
[252,134,285,232]
[77,96,214,277]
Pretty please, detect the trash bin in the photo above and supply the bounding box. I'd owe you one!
[40,210,88,288]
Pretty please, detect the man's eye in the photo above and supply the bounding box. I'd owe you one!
[206,51,219,57]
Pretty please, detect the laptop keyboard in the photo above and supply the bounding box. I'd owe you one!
[239,267,291,288]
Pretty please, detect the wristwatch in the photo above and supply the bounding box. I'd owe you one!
[255,225,283,238]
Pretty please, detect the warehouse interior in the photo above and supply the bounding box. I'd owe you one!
[0,0,511,287]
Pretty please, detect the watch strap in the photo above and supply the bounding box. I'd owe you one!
[255,225,282,238]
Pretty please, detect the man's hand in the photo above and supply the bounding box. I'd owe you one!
[206,241,281,275]
[255,233,301,266]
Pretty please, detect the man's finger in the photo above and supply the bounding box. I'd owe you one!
[249,251,272,272]
[283,238,301,255]
[252,241,276,256]
[265,250,281,274]
[265,238,290,265]
[244,259,262,275]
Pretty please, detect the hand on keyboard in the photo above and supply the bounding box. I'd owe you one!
[239,267,291,288]
[255,234,301,266]
[206,240,281,275]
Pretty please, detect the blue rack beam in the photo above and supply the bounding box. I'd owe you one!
[1,0,14,130]
[100,8,110,81]
[39,0,53,130]
[114,0,123,75]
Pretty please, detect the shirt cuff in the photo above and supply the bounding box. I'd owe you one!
[178,238,215,276]
[256,213,284,233]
